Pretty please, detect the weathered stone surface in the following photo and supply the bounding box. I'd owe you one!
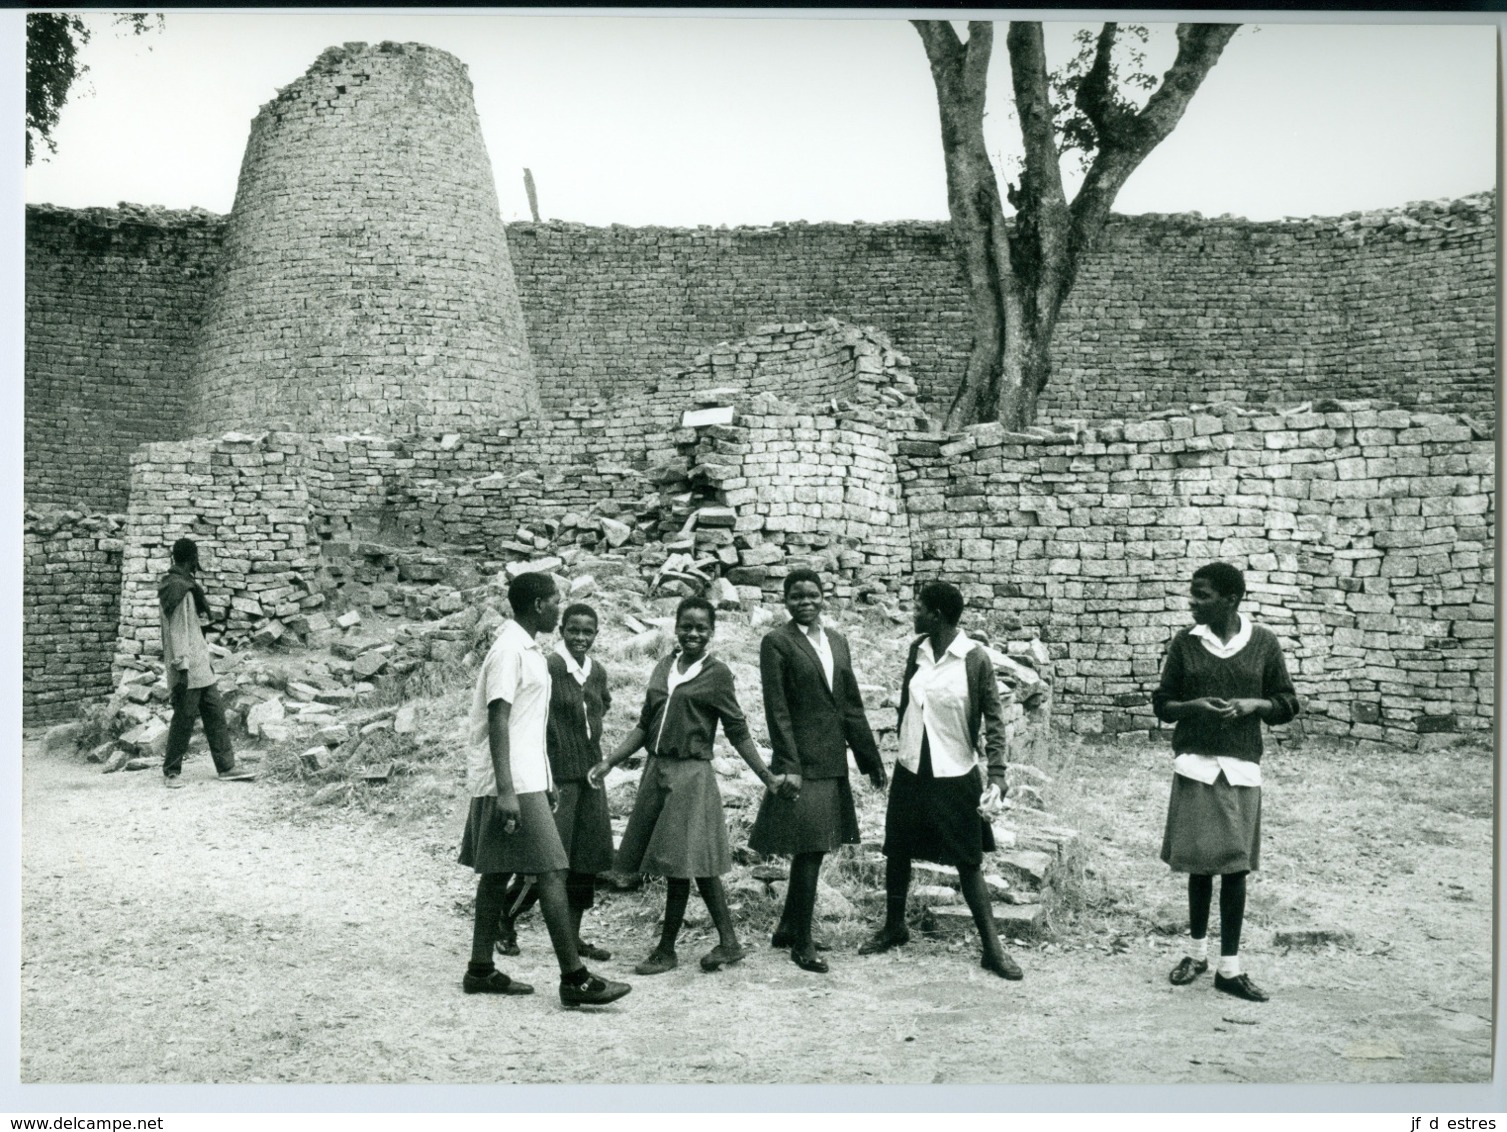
[245,697,286,737]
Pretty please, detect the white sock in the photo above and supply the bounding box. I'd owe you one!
[1188,936,1208,962]
[1217,954,1241,978]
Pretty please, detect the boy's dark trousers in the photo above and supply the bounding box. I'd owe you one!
[164,681,235,777]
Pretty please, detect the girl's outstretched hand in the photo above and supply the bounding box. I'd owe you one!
[587,759,611,790]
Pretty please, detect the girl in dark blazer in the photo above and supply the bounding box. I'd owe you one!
[860,579,1022,981]
[589,596,781,977]
[749,568,886,974]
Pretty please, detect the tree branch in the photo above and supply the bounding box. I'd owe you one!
[1068,23,1239,285]
[1075,22,1126,144]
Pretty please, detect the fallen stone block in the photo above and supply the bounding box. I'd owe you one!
[102,749,131,774]
[352,651,389,680]
[335,610,363,629]
[357,762,393,783]
[997,849,1054,889]
[120,717,169,755]
[394,705,417,734]
[255,719,293,743]
[312,783,350,806]
[916,884,961,905]
[245,698,286,737]
[300,746,329,772]
[1273,927,1356,949]
[923,903,1045,940]
[43,721,90,755]
[85,742,115,765]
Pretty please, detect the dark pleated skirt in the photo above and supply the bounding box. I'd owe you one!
[457,791,570,875]
[614,757,732,879]
[1161,771,1262,874]
[748,775,861,856]
[882,737,995,869]
[554,779,615,876]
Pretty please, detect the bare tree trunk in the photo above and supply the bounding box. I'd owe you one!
[914,20,1238,430]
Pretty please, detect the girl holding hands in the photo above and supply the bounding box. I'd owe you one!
[588,596,784,976]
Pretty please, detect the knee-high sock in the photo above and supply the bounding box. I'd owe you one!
[884,856,912,932]
[1188,873,1214,941]
[471,873,511,965]
[958,864,1003,957]
[1219,871,1248,957]
[787,852,824,946]
[658,878,691,952]
[696,875,739,947]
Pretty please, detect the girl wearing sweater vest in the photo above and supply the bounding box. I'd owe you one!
[1153,562,1300,1003]
[588,596,782,976]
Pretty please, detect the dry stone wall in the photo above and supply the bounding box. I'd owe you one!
[24,204,225,512]
[25,194,1494,515]
[506,194,1496,422]
[897,401,1494,748]
[24,511,126,724]
[185,42,539,437]
[114,433,324,676]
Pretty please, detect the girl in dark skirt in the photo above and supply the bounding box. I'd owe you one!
[859,580,1022,981]
[1153,562,1300,1004]
[749,568,887,974]
[498,603,616,962]
[588,596,782,976]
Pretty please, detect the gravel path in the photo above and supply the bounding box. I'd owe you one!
[20,739,1494,1085]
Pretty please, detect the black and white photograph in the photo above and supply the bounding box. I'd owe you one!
[12,6,1499,1100]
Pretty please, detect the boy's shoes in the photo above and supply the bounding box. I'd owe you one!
[559,970,632,1008]
[1169,957,1209,985]
[790,944,829,974]
[858,925,910,955]
[1214,972,1269,1002]
[699,942,746,972]
[164,775,184,789]
[462,970,534,996]
[981,949,1024,981]
[634,949,678,975]
[494,918,520,957]
[217,767,256,781]
[770,927,829,951]
[576,939,612,961]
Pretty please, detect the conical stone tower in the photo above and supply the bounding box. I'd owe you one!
[187,42,540,435]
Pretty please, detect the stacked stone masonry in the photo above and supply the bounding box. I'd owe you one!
[25,204,223,512]
[896,402,1494,748]
[24,193,1495,513]
[112,433,322,679]
[24,511,126,723]
[186,42,539,438]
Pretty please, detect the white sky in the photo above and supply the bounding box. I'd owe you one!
[18,10,1499,225]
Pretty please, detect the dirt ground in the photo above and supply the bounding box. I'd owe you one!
[19,731,1494,1087]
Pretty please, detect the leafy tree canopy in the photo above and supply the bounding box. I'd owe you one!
[27,12,161,166]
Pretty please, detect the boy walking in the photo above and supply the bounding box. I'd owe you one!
[158,538,254,787]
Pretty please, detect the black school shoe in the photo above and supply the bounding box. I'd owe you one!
[463,970,534,996]
[494,917,521,958]
[790,945,829,974]
[857,925,910,955]
[1214,972,1269,1002]
[981,950,1024,981]
[560,970,632,1007]
[1169,957,1209,986]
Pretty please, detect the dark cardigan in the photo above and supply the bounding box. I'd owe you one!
[636,653,752,760]
[545,652,611,782]
[760,620,883,780]
[896,633,1008,776]
[1151,624,1300,762]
